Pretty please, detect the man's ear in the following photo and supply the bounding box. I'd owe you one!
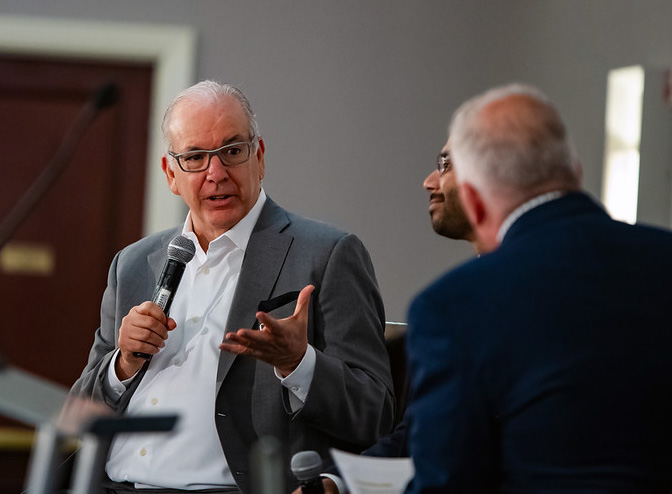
[162,155,180,196]
[458,181,487,228]
[256,138,266,181]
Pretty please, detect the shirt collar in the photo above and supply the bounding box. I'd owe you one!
[497,190,564,243]
[181,188,267,256]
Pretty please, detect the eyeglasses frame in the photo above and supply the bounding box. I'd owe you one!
[436,153,453,175]
[168,136,258,173]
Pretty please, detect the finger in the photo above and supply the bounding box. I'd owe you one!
[255,285,315,333]
[225,330,270,346]
[136,300,169,323]
[129,327,167,348]
[126,340,162,356]
[119,325,165,355]
[124,307,171,339]
[256,311,277,333]
[126,320,169,343]
[135,307,172,338]
[292,284,315,319]
[219,341,247,355]
[219,341,262,358]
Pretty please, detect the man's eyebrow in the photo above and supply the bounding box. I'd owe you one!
[181,135,248,152]
[221,134,249,146]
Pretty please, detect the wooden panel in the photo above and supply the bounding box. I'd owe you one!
[0,54,153,486]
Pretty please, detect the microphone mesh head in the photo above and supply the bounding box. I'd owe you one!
[167,235,196,264]
[290,450,322,481]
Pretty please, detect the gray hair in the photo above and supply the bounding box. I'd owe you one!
[161,80,260,150]
[449,83,580,196]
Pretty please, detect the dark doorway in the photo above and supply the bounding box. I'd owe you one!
[0,54,153,490]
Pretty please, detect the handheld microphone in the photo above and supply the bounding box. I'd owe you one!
[132,235,196,360]
[291,450,324,494]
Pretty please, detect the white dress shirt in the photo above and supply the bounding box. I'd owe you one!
[105,189,316,489]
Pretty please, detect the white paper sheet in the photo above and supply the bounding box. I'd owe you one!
[330,448,414,494]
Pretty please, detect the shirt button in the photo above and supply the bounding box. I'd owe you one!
[191,316,200,323]
[291,386,299,392]
[202,267,210,275]
[139,448,147,457]
[151,397,158,406]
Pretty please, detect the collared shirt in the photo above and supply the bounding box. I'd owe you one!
[497,191,564,244]
[105,189,316,489]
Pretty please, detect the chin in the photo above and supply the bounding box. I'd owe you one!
[206,213,239,232]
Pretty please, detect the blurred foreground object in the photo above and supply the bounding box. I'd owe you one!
[0,359,177,493]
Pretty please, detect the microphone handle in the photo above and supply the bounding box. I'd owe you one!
[132,259,187,360]
[300,478,324,494]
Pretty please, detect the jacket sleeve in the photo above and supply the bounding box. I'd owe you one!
[406,290,495,493]
[69,251,146,411]
[289,233,395,448]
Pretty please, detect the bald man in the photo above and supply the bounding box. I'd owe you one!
[406,83,672,493]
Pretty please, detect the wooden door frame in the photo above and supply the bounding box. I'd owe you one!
[0,14,195,235]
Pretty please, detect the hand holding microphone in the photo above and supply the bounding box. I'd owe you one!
[116,235,195,378]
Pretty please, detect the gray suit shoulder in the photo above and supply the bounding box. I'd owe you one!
[261,197,359,247]
[115,227,182,261]
[285,210,349,239]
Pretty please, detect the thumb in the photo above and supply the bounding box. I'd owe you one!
[293,284,315,320]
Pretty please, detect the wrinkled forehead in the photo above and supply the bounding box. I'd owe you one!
[167,96,251,145]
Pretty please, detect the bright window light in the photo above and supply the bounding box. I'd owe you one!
[602,65,644,224]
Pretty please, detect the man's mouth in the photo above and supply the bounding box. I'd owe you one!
[208,195,231,201]
[429,194,444,205]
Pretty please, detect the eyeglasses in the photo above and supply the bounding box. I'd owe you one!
[436,153,453,175]
[169,137,257,173]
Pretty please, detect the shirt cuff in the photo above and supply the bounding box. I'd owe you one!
[106,349,138,398]
[322,473,347,494]
[275,345,316,410]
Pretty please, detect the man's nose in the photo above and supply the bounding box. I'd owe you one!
[206,154,230,180]
[423,169,438,191]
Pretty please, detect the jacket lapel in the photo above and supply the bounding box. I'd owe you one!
[216,199,293,390]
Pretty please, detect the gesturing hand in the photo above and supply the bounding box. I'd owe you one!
[116,301,176,380]
[220,285,314,377]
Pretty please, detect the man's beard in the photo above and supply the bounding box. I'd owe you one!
[432,190,472,241]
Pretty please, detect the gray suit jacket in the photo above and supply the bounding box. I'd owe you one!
[71,197,394,493]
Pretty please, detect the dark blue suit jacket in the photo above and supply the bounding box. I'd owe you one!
[362,415,409,458]
[406,192,672,493]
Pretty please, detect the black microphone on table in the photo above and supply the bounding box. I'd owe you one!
[291,450,324,494]
[132,234,196,360]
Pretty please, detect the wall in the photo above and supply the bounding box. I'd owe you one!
[502,0,672,214]
[0,0,670,321]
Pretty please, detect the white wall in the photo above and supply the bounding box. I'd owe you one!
[502,0,672,216]
[1,0,670,320]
